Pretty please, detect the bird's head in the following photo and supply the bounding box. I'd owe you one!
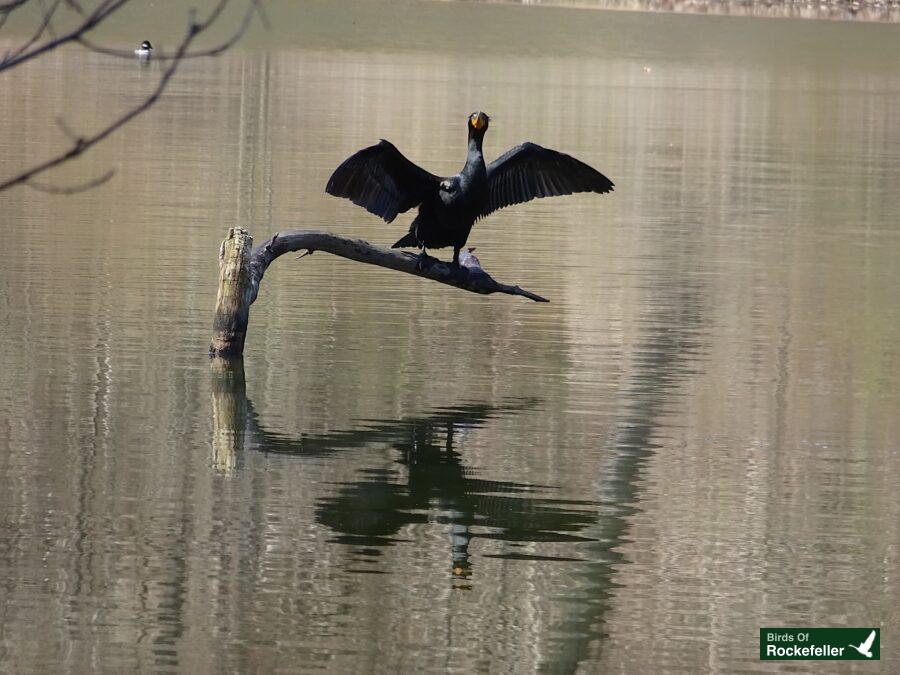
[468,111,490,135]
[141,40,153,50]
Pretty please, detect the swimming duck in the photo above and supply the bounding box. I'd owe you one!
[134,40,153,58]
[326,111,613,267]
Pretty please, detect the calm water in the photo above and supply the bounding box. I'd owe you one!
[1,1,899,672]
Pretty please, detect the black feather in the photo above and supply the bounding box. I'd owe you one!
[480,142,614,219]
[325,115,613,266]
[392,231,419,249]
[325,140,440,223]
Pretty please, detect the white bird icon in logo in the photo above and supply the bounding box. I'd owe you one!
[849,630,876,658]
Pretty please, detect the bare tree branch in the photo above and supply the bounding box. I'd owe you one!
[26,168,114,194]
[210,228,547,357]
[0,0,29,30]
[0,0,29,14]
[0,0,62,65]
[37,0,61,39]
[249,230,550,303]
[0,0,260,194]
[0,0,130,73]
[54,115,80,143]
[76,0,261,60]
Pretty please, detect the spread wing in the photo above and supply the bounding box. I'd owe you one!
[481,142,614,219]
[861,631,876,651]
[325,139,440,223]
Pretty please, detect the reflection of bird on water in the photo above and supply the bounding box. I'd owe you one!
[211,365,597,582]
[326,111,614,267]
[311,401,597,581]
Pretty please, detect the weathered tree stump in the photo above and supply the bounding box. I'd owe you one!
[208,227,548,357]
[210,228,255,357]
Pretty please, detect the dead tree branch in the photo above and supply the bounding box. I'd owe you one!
[0,0,131,72]
[0,0,64,64]
[0,0,30,12]
[0,0,36,30]
[77,0,265,60]
[250,230,550,304]
[0,0,260,194]
[26,168,114,194]
[210,228,548,357]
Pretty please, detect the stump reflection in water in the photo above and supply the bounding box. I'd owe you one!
[210,357,248,474]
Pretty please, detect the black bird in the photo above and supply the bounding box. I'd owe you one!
[325,111,613,267]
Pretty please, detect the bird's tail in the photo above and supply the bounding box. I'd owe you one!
[391,232,418,249]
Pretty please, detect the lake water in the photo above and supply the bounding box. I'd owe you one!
[1,1,899,672]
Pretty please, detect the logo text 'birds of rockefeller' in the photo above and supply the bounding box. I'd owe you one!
[760,628,880,660]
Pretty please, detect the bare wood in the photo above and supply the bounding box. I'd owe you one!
[209,227,254,357]
[209,227,547,357]
[248,229,549,304]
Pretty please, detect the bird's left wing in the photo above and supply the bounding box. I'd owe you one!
[480,142,613,219]
[326,140,441,223]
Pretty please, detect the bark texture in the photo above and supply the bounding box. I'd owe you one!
[249,229,549,304]
[210,227,548,357]
[209,227,254,357]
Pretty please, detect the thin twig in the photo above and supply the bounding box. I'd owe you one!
[0,0,131,73]
[253,0,270,30]
[0,0,259,194]
[0,0,63,67]
[54,116,80,143]
[0,0,29,13]
[26,168,115,194]
[0,0,29,29]
[76,0,260,60]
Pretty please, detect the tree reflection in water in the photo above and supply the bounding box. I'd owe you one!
[312,404,598,581]
[211,359,598,582]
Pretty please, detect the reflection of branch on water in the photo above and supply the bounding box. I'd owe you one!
[545,277,709,670]
[209,358,597,579]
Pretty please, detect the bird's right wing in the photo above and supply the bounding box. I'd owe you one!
[861,631,876,651]
[325,140,440,223]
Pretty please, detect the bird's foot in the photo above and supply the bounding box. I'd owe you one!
[451,247,463,270]
[415,251,436,271]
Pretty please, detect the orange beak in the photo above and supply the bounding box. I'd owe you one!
[471,112,487,130]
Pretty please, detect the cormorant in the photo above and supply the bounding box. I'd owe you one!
[325,111,613,267]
